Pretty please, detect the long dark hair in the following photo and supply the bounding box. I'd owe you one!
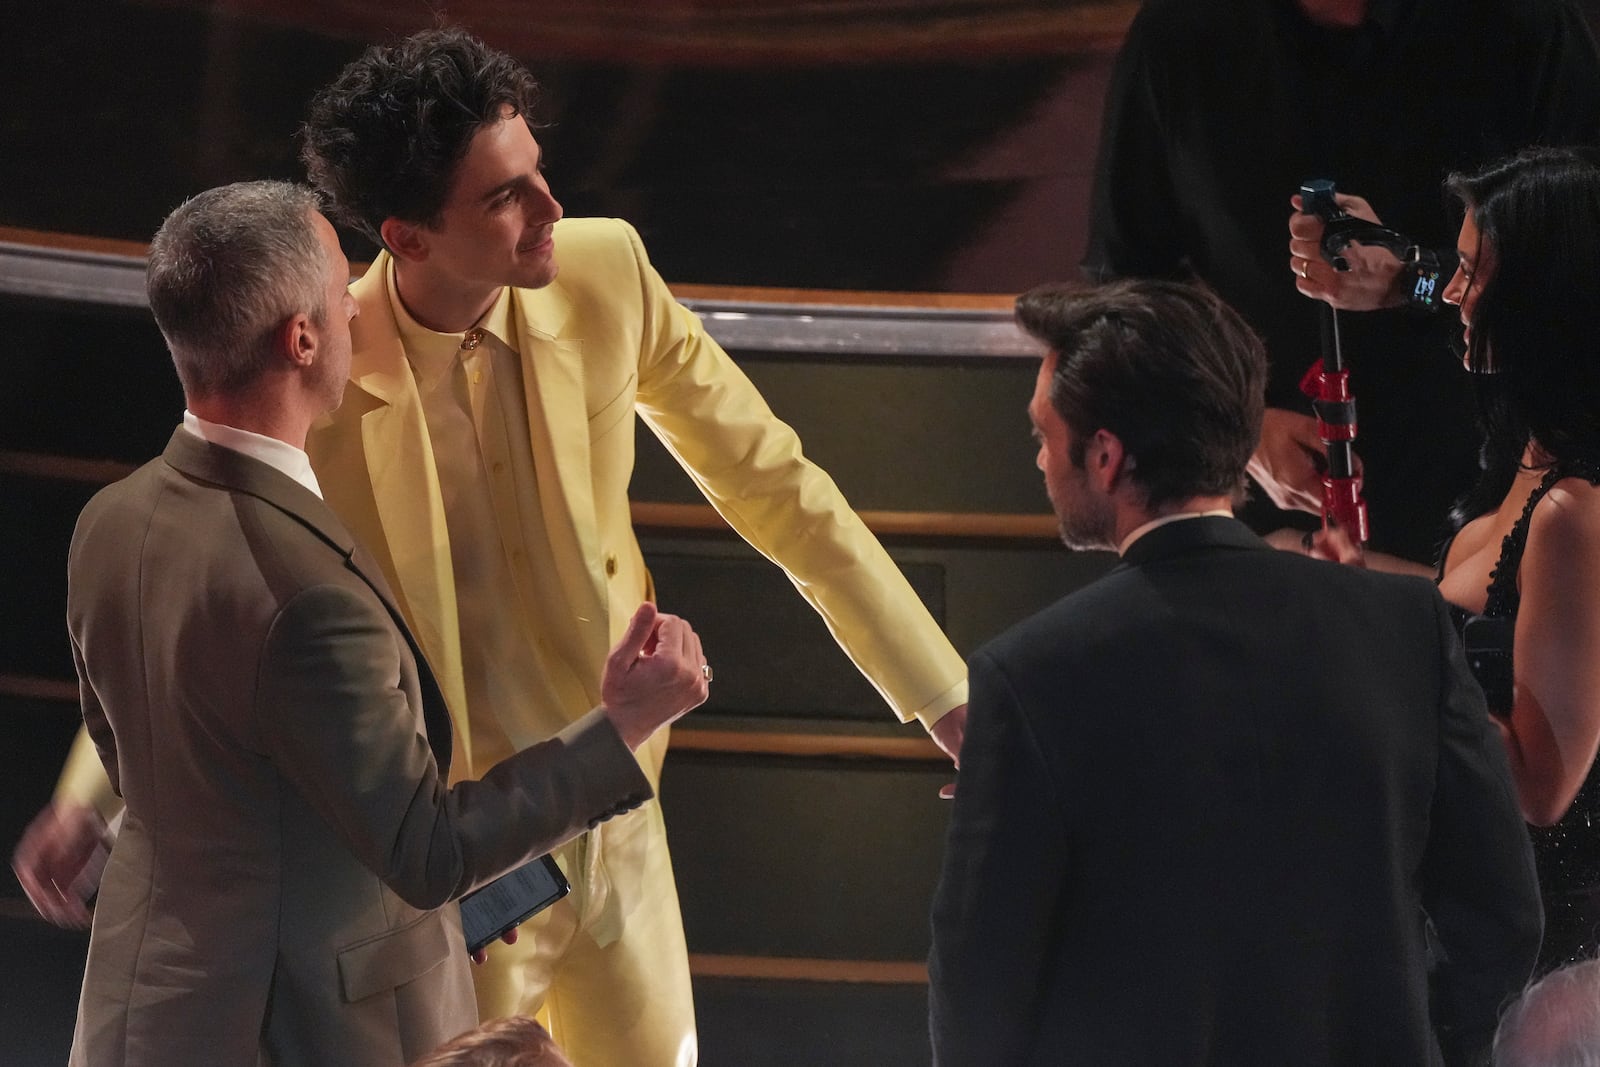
[1445,146,1600,528]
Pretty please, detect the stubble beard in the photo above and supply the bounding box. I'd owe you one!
[1053,494,1116,553]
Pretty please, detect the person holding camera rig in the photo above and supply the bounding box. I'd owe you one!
[1307,147,1600,974]
[1085,0,1600,564]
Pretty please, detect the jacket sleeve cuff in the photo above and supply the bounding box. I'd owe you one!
[559,708,655,825]
[913,678,970,731]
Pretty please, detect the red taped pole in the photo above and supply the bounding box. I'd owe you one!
[1300,353,1370,544]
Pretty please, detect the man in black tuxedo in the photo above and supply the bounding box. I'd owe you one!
[928,279,1542,1066]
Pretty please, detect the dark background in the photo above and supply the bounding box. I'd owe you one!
[0,0,1115,292]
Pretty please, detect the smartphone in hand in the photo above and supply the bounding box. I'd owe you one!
[460,855,569,956]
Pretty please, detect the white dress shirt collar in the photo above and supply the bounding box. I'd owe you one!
[180,411,324,499]
[1117,509,1234,556]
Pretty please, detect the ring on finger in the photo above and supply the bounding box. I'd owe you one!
[701,664,713,682]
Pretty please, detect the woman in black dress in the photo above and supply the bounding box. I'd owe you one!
[1306,147,1600,971]
[1437,147,1600,971]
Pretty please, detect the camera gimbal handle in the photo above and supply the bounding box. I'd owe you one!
[1300,178,1415,270]
[1297,179,1372,544]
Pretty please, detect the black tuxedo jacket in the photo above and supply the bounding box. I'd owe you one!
[930,517,1540,1066]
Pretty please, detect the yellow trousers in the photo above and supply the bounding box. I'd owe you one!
[471,797,697,1067]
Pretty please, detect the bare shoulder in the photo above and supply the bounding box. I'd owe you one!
[1531,476,1600,545]
[1524,476,1600,579]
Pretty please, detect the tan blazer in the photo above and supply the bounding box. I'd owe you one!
[67,430,650,1067]
[306,217,968,788]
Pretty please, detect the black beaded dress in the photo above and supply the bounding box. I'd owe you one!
[1445,464,1600,972]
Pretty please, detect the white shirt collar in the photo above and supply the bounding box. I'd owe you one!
[180,411,323,499]
[1117,509,1234,556]
[386,259,517,391]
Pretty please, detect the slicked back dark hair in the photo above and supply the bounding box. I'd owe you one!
[1016,279,1266,512]
[1445,146,1600,527]
[301,28,541,246]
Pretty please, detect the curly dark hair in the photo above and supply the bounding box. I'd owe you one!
[301,28,541,246]
[1015,278,1267,512]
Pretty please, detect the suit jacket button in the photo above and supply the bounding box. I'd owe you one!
[604,554,618,578]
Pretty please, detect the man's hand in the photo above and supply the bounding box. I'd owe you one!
[1247,408,1331,514]
[470,926,518,966]
[1305,525,1367,566]
[1263,525,1366,566]
[600,603,710,751]
[929,703,967,800]
[1288,192,1406,311]
[12,801,109,928]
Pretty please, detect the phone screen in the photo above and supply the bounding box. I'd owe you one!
[459,855,570,955]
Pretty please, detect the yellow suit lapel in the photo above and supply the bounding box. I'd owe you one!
[341,255,474,769]
[511,283,610,681]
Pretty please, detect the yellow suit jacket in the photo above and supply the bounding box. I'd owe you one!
[306,217,967,784]
[55,217,966,878]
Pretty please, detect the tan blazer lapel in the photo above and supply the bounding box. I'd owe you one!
[512,284,610,676]
[168,428,457,772]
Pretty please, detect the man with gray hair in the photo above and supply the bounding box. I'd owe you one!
[1494,960,1600,1067]
[60,179,709,1066]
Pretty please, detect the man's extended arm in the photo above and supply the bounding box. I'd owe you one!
[622,221,967,738]
[257,590,699,909]
[15,593,706,923]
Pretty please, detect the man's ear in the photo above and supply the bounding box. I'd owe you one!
[272,312,317,371]
[1086,428,1129,493]
[380,217,428,263]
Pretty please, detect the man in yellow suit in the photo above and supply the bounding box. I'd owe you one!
[23,27,968,1067]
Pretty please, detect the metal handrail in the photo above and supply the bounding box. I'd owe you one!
[0,235,1038,360]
